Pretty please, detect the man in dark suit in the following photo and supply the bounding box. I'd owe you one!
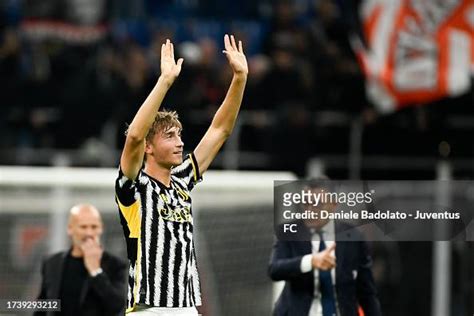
[269,186,382,316]
[35,204,128,316]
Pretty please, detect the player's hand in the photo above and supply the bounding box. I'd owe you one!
[80,237,104,274]
[223,34,248,77]
[312,243,336,271]
[160,39,184,85]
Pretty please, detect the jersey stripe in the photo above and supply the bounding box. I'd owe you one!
[159,221,172,306]
[144,181,153,303]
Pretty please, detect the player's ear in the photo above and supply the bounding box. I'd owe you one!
[66,223,73,237]
[144,140,153,154]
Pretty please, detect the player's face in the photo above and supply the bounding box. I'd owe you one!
[68,210,103,248]
[147,126,184,168]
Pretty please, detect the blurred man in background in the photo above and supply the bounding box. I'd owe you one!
[269,183,382,316]
[35,204,127,316]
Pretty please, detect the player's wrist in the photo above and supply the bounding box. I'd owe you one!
[233,72,248,81]
[158,74,176,87]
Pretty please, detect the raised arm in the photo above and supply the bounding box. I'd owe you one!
[120,39,183,180]
[194,34,248,174]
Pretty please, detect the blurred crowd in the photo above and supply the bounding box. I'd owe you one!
[0,0,472,177]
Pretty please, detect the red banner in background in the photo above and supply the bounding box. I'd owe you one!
[21,0,109,44]
[353,0,474,113]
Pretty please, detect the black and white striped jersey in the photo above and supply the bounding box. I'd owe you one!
[115,153,202,312]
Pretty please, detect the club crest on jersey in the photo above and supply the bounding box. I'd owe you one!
[158,206,192,223]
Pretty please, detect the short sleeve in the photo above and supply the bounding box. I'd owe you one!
[171,153,202,191]
[115,167,141,238]
[115,166,139,206]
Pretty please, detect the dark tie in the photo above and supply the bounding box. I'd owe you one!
[318,231,337,316]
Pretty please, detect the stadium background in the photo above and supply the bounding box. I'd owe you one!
[0,0,473,315]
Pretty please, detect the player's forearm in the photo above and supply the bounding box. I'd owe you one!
[126,76,173,141]
[210,73,247,136]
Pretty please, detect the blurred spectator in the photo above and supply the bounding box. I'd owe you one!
[269,101,313,177]
[0,0,471,174]
[112,43,156,148]
[263,0,308,57]
[35,204,127,316]
[305,0,365,112]
[256,44,309,109]
[0,27,22,147]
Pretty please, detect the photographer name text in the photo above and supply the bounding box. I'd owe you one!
[283,209,460,220]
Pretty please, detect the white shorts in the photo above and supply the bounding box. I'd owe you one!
[127,305,199,316]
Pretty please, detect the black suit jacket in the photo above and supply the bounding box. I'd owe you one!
[34,250,128,316]
[269,222,382,316]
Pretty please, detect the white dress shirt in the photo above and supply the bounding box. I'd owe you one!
[299,220,338,316]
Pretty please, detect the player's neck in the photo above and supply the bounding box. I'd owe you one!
[144,162,172,187]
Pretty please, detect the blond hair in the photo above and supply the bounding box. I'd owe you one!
[145,109,182,142]
[125,109,182,142]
